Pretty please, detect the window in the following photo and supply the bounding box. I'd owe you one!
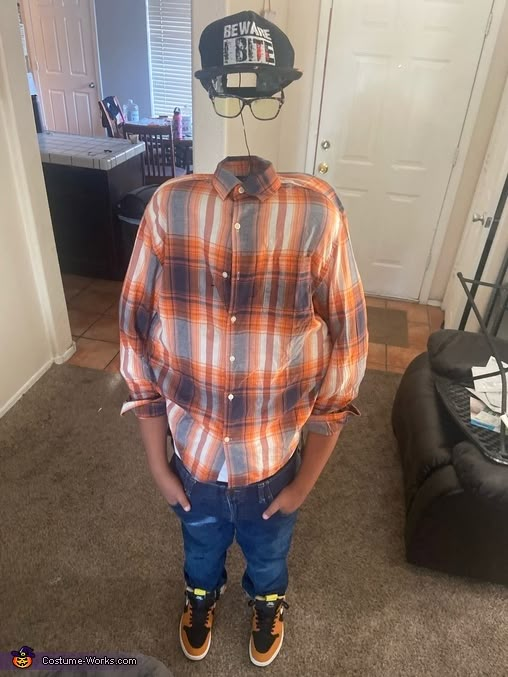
[147,0,192,117]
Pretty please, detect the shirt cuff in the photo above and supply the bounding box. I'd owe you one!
[120,395,166,418]
[305,404,361,435]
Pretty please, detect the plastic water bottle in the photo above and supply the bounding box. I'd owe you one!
[172,107,183,141]
[123,99,139,123]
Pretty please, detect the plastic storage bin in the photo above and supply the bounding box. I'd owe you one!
[116,185,158,275]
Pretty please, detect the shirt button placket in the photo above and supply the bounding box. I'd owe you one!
[225,211,239,448]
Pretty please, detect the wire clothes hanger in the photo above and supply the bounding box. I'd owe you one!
[239,72,254,178]
[240,109,253,175]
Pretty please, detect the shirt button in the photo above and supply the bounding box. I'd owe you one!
[231,315,237,323]
[230,356,235,362]
[224,436,230,443]
[222,272,228,278]
[238,186,245,194]
[228,393,234,401]
[234,223,241,230]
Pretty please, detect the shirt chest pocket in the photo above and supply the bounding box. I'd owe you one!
[256,254,314,330]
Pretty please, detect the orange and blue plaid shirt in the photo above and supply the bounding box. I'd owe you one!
[120,157,368,486]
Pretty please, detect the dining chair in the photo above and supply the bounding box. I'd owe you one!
[123,123,184,185]
[99,96,125,138]
[175,139,193,174]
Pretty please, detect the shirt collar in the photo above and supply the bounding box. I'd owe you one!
[212,156,282,202]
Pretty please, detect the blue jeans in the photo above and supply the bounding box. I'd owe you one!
[169,449,301,599]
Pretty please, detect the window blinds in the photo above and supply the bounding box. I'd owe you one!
[147,0,192,116]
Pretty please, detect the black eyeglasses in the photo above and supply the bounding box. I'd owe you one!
[208,87,285,121]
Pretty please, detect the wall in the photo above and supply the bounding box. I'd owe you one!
[192,0,321,172]
[192,0,227,172]
[192,0,508,302]
[94,0,152,119]
[431,2,508,301]
[280,1,322,172]
[222,0,289,167]
[0,0,73,417]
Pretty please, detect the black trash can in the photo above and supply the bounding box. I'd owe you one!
[116,184,158,277]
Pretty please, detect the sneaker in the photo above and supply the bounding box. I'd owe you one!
[179,585,225,661]
[249,594,289,667]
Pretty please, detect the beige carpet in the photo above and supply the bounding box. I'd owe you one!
[1,365,508,677]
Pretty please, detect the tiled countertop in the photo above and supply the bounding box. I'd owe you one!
[38,131,145,171]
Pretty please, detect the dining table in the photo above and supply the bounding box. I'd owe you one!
[133,117,193,174]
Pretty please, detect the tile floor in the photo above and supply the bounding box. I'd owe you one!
[62,275,444,376]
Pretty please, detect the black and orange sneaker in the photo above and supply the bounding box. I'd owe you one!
[248,594,289,667]
[179,585,225,661]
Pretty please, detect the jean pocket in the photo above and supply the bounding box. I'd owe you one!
[168,501,184,518]
[182,472,196,500]
[171,454,197,500]
[263,454,299,504]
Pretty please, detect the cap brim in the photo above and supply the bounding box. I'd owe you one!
[195,64,302,88]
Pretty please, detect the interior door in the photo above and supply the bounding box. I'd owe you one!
[444,76,508,330]
[24,0,103,137]
[315,0,494,299]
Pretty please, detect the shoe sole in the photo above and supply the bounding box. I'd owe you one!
[179,583,226,661]
[249,625,284,667]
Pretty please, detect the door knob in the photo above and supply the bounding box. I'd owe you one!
[321,140,331,150]
[472,212,492,228]
[89,82,96,88]
[318,162,329,174]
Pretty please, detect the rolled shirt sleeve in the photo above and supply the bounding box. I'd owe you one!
[307,208,368,435]
[119,191,166,419]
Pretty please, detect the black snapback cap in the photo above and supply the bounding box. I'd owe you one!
[195,10,302,97]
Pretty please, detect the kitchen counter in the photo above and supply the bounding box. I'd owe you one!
[39,132,145,280]
[38,131,145,171]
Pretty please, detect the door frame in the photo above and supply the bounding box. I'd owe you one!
[462,183,508,332]
[443,72,508,330]
[20,0,103,133]
[305,0,506,304]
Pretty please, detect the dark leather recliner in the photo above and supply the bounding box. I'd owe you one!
[392,329,508,585]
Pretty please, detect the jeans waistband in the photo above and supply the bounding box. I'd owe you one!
[170,443,301,500]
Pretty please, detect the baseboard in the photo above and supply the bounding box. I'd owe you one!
[0,358,53,418]
[0,342,76,419]
[426,299,443,308]
[54,341,76,365]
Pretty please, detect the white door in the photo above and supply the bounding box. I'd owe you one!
[314,0,494,299]
[444,75,508,330]
[24,0,103,137]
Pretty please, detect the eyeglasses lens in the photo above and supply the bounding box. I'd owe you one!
[212,97,243,118]
[250,98,281,120]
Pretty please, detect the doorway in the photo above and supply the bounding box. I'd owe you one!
[444,71,508,330]
[21,0,103,137]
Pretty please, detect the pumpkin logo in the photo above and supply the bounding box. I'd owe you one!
[11,646,35,669]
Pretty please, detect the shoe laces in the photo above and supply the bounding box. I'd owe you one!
[249,596,289,634]
[186,588,215,628]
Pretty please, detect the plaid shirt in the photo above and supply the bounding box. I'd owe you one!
[120,157,368,486]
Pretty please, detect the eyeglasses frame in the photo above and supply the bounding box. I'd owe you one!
[208,84,285,121]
